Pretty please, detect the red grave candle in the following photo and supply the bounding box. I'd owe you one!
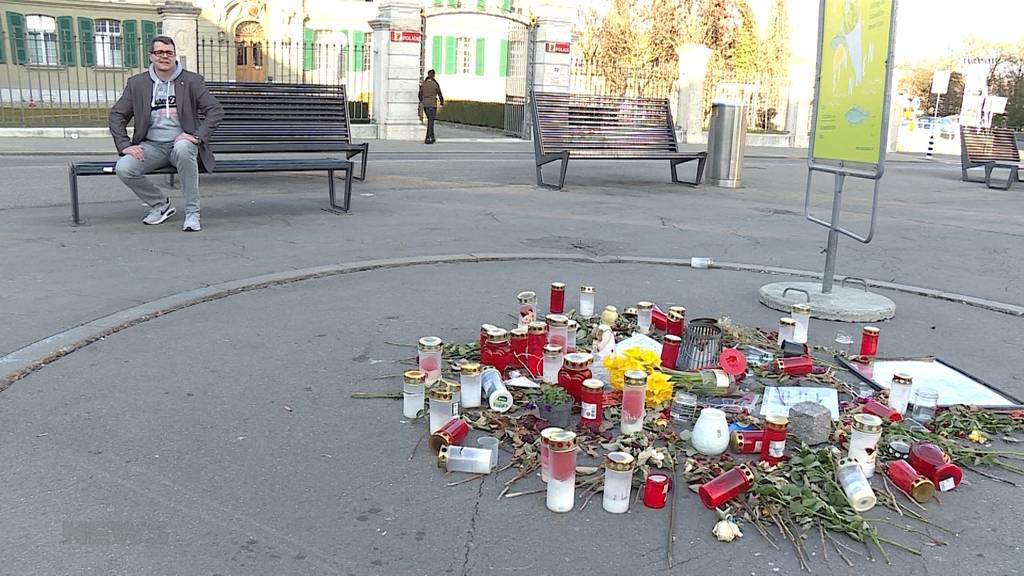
[861,398,903,423]
[652,304,669,332]
[428,417,469,452]
[580,378,604,426]
[698,464,754,509]
[730,430,765,454]
[480,329,513,374]
[661,335,682,369]
[509,327,528,369]
[525,321,547,378]
[759,415,788,466]
[886,460,936,503]
[776,356,813,376]
[667,306,686,337]
[479,324,497,348]
[860,326,880,357]
[547,431,577,482]
[549,282,565,315]
[643,473,672,508]
[557,353,593,402]
[909,442,962,492]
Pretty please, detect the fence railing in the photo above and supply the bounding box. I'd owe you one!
[0,32,374,127]
[705,69,790,133]
[569,60,676,100]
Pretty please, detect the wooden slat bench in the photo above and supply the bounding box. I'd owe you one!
[69,82,368,225]
[530,91,706,190]
[960,125,1021,190]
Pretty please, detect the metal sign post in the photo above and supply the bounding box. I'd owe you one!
[759,0,898,322]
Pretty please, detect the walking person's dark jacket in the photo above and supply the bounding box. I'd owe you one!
[419,78,444,108]
[109,70,224,171]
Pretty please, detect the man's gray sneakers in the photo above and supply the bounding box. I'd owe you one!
[143,199,176,225]
[183,212,201,232]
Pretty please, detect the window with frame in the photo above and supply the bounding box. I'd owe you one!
[156,21,163,36]
[456,37,471,75]
[361,34,371,71]
[25,15,59,65]
[94,19,123,67]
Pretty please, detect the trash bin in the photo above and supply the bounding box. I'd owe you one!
[706,102,747,188]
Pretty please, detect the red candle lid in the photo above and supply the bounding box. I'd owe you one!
[933,463,962,491]
[719,349,747,377]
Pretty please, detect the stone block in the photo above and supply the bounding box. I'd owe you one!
[788,401,832,446]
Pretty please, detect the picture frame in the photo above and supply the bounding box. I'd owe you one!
[837,356,1024,410]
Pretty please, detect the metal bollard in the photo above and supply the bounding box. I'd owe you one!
[706,102,748,188]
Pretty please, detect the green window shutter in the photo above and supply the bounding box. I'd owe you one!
[443,36,456,75]
[352,30,364,72]
[303,27,314,71]
[474,38,484,76]
[447,0,458,7]
[502,0,511,12]
[5,12,27,65]
[0,18,7,63]
[431,36,442,71]
[57,16,75,66]
[477,0,487,9]
[499,39,507,77]
[141,20,157,52]
[77,17,94,66]
[433,0,443,6]
[122,19,138,67]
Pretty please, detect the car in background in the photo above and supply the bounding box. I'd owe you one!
[911,115,959,139]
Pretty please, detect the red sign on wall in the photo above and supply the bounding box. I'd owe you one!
[544,42,570,54]
[390,30,421,43]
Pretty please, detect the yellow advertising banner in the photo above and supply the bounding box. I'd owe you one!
[812,0,894,165]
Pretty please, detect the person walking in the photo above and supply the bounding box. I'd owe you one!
[109,35,224,231]
[418,69,444,144]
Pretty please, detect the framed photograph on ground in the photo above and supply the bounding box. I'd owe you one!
[837,356,1024,410]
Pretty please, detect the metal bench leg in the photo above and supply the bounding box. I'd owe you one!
[536,151,569,190]
[69,164,83,225]
[326,165,353,214]
[342,163,353,212]
[986,164,1016,190]
[670,158,704,186]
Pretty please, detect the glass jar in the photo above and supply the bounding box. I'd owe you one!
[603,452,635,514]
[837,457,877,511]
[545,313,569,349]
[481,367,513,413]
[888,373,913,416]
[480,328,513,374]
[886,460,935,503]
[580,378,604,426]
[428,385,456,434]
[558,352,593,402]
[418,336,443,384]
[459,363,482,408]
[437,445,492,475]
[546,430,577,512]
[670,391,698,430]
[549,282,565,315]
[661,334,681,369]
[517,290,537,328]
[542,344,563,385]
[636,301,654,334]
[777,318,796,347]
[698,464,754,509]
[566,320,579,353]
[759,415,789,466]
[620,369,648,434]
[402,369,427,419]
[911,387,940,424]
[848,413,883,478]
[579,286,596,317]
[860,326,880,357]
[791,303,811,344]
[539,426,563,483]
[509,327,528,369]
[526,321,548,378]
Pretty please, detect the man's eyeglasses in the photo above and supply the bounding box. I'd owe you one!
[150,50,175,57]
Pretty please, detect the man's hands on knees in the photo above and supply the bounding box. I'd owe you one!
[123,145,145,161]
[175,133,200,145]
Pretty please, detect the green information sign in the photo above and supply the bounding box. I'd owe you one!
[812,0,895,166]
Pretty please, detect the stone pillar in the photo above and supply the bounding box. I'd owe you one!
[786,64,814,149]
[369,0,424,140]
[676,43,711,144]
[531,2,574,94]
[158,1,202,72]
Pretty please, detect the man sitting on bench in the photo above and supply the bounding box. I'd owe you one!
[109,35,224,231]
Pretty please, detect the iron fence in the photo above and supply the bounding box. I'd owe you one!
[705,69,790,133]
[0,32,373,127]
[569,59,676,100]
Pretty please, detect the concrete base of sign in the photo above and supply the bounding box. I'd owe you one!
[759,281,896,322]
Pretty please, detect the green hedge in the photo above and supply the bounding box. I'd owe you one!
[436,100,504,129]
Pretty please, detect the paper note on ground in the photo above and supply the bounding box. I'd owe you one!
[760,387,840,420]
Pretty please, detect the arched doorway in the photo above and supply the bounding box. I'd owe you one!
[234,21,265,82]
